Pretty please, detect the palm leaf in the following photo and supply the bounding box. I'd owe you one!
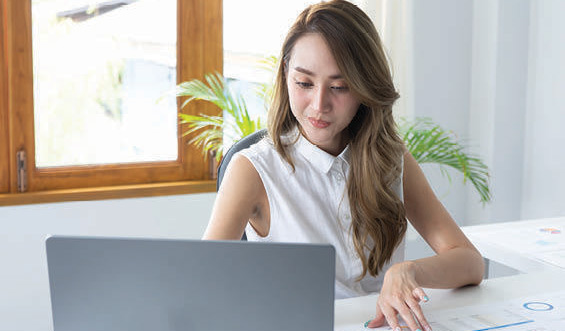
[178,113,223,160]
[176,73,264,160]
[398,117,491,203]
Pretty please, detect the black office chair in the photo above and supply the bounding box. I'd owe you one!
[216,129,268,240]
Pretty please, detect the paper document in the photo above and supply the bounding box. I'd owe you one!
[469,218,565,269]
[336,290,565,331]
[474,219,564,253]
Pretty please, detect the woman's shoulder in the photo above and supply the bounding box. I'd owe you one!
[237,137,276,159]
[237,135,297,175]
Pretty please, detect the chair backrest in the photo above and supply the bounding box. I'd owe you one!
[216,129,268,241]
[216,129,268,190]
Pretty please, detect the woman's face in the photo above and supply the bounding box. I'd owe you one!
[287,33,361,156]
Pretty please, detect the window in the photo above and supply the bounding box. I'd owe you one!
[0,0,222,205]
[32,1,179,167]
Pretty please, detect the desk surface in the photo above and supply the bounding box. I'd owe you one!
[462,217,565,273]
[335,269,565,330]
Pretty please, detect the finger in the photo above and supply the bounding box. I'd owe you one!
[366,317,386,329]
[406,298,432,331]
[395,302,422,331]
[366,305,386,328]
[412,287,429,303]
[377,305,401,331]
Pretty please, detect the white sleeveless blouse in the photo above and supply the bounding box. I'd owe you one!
[238,132,405,299]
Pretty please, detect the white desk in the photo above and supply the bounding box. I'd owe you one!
[335,269,565,330]
[462,217,565,273]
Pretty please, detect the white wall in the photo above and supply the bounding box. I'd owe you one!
[521,0,565,219]
[0,194,215,331]
[472,0,565,223]
[410,0,473,225]
[406,0,565,225]
[467,0,532,224]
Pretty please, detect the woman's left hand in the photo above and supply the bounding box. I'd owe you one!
[366,261,432,331]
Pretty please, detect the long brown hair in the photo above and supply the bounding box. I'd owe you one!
[268,0,407,279]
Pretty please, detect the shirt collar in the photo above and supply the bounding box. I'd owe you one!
[293,131,351,174]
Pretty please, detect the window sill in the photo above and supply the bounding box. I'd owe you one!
[0,180,216,206]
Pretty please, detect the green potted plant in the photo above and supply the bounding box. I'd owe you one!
[176,62,490,203]
[176,72,263,162]
[398,117,490,203]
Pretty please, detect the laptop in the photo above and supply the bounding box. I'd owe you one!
[46,236,335,331]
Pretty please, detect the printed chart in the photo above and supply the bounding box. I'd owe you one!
[467,218,565,269]
[336,290,565,331]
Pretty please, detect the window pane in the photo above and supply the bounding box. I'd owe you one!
[32,0,177,168]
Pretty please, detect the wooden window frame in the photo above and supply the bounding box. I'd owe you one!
[0,0,221,206]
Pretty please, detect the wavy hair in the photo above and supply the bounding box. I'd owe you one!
[268,0,407,279]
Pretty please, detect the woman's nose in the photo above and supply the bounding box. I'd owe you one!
[312,87,331,113]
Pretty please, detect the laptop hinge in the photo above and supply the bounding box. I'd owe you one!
[16,150,27,193]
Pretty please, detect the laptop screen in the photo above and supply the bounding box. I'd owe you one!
[46,236,335,331]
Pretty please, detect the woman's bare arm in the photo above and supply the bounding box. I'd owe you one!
[203,154,268,240]
[402,151,484,288]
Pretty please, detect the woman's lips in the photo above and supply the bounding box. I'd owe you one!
[309,117,330,128]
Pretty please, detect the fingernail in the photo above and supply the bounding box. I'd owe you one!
[416,329,422,331]
[395,327,401,331]
[364,319,371,328]
[423,295,429,302]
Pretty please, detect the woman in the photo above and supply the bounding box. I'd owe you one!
[203,1,484,330]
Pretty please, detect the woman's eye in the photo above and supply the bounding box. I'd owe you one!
[296,81,313,89]
[331,85,349,91]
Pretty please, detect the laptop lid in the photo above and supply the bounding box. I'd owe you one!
[46,236,335,331]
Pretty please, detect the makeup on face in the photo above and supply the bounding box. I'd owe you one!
[286,33,360,156]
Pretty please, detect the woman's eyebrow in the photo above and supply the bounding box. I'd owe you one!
[293,66,343,79]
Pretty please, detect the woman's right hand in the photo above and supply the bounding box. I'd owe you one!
[366,261,432,331]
